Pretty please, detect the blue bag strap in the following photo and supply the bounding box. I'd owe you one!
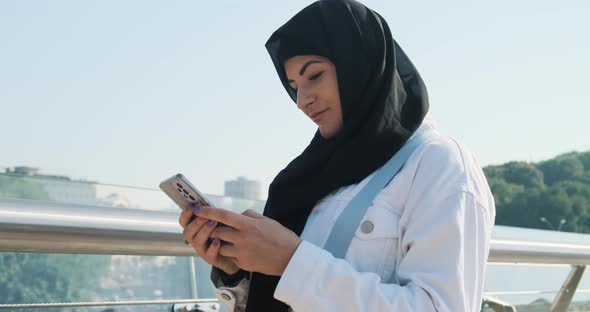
[323,130,437,259]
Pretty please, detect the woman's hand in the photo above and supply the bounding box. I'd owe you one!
[196,206,302,276]
[179,208,240,275]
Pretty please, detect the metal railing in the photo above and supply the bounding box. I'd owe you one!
[2,198,590,311]
[0,198,195,256]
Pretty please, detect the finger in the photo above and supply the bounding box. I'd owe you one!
[195,206,248,230]
[206,240,239,272]
[241,209,266,219]
[193,219,219,255]
[218,242,238,258]
[179,209,194,228]
[182,217,208,243]
[205,238,221,260]
[210,226,241,243]
[179,209,198,228]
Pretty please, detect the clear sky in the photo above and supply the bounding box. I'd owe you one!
[1,0,588,199]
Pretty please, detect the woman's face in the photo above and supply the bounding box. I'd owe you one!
[284,55,343,139]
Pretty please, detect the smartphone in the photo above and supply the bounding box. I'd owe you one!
[159,173,215,213]
[160,173,225,246]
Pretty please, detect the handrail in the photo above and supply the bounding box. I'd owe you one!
[2,198,590,265]
[490,238,590,265]
[0,198,195,256]
[0,298,218,309]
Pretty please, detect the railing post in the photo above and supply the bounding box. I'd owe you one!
[190,256,199,299]
[550,265,586,312]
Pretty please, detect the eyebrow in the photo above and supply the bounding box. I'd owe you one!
[287,60,323,83]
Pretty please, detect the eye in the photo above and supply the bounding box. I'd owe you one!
[310,71,324,81]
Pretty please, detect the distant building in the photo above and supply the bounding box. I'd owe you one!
[96,193,130,208]
[3,166,97,205]
[224,176,261,200]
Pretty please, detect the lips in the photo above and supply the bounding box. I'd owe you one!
[310,109,329,122]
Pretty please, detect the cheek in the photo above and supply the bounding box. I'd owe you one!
[328,86,342,122]
[320,79,340,108]
[328,77,341,110]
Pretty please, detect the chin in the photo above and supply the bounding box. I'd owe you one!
[319,127,337,139]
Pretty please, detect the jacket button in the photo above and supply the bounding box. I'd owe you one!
[221,293,232,301]
[361,220,374,233]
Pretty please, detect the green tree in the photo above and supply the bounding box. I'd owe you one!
[577,151,590,184]
[483,165,505,181]
[0,174,50,201]
[0,253,110,310]
[534,186,573,230]
[487,177,525,208]
[538,154,585,185]
[498,189,541,228]
[502,161,545,190]
[578,151,590,170]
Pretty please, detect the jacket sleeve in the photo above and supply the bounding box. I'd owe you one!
[210,267,250,312]
[273,190,493,311]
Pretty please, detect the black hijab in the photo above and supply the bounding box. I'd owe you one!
[246,1,429,311]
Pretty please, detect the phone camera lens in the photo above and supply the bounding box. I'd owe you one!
[189,195,195,201]
[177,188,182,193]
[183,189,189,195]
[177,183,183,189]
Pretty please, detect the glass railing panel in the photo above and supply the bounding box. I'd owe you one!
[0,252,217,312]
[0,173,265,213]
[484,263,590,310]
[485,264,570,305]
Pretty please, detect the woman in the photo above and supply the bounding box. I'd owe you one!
[179,0,496,311]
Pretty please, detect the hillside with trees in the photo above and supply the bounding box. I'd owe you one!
[484,151,590,233]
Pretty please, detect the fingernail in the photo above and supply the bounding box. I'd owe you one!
[207,220,217,227]
[192,206,200,213]
[213,239,220,246]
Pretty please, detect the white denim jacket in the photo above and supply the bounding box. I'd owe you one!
[211,116,496,312]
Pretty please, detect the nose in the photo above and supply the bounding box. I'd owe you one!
[296,89,315,111]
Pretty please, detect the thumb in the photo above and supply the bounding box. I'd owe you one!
[242,209,266,219]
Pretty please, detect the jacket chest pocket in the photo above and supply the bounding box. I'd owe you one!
[345,203,401,281]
